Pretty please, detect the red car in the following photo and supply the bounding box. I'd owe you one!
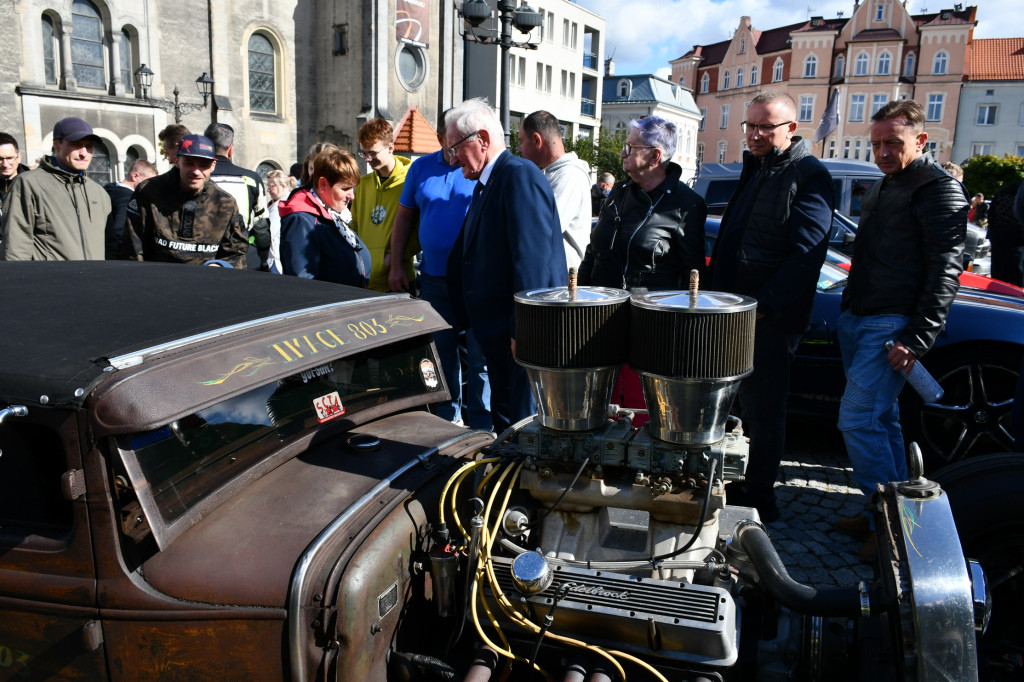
[825,249,1023,297]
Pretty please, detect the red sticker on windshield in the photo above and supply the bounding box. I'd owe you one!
[314,391,346,423]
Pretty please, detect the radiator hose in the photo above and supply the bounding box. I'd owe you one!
[735,520,877,618]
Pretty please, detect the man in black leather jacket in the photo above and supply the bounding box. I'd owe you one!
[835,99,967,555]
[708,91,834,522]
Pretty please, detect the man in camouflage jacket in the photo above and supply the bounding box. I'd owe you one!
[123,134,248,267]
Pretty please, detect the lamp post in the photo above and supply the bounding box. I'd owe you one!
[459,0,541,143]
[134,65,215,124]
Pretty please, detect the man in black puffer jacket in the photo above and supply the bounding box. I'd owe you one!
[835,99,967,556]
[709,91,834,522]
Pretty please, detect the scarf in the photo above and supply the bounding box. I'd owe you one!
[309,189,362,251]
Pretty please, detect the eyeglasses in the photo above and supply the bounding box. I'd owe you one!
[358,146,389,161]
[622,143,656,156]
[447,130,480,158]
[741,120,793,136]
[0,156,19,164]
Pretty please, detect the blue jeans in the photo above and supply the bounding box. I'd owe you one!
[419,274,492,430]
[734,319,802,503]
[837,310,910,497]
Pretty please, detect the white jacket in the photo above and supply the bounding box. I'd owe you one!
[544,152,592,270]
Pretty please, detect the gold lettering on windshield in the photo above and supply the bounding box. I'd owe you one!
[282,339,305,358]
[272,328,347,363]
[316,331,338,348]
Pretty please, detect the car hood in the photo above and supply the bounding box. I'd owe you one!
[951,287,1024,312]
[140,413,489,608]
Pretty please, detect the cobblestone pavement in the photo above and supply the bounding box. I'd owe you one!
[760,421,875,587]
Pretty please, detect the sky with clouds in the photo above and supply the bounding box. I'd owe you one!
[572,0,1023,79]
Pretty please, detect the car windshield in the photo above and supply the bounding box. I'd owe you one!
[818,260,848,291]
[118,336,441,530]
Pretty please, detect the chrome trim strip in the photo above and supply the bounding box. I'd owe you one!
[0,405,28,424]
[287,429,491,682]
[107,295,409,369]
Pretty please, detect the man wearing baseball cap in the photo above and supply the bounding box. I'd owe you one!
[123,134,248,267]
[0,116,111,260]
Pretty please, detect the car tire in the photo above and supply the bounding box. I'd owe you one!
[931,454,1024,677]
[900,344,1021,470]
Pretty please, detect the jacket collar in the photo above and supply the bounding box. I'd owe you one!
[42,155,85,181]
[621,160,683,195]
[278,187,332,221]
[743,136,810,173]
[366,154,413,190]
[479,149,507,186]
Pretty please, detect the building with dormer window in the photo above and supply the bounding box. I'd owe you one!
[671,3,977,165]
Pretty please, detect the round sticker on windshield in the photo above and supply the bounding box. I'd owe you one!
[420,359,439,390]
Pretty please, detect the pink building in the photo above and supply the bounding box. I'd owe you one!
[672,2,977,166]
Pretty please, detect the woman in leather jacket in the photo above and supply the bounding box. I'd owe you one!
[578,116,706,291]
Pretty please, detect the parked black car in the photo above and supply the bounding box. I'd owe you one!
[705,215,1022,467]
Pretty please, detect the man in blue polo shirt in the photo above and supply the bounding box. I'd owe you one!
[388,111,491,431]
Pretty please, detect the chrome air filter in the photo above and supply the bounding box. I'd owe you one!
[630,288,756,445]
[514,286,630,430]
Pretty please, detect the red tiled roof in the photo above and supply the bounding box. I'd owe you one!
[969,37,1024,80]
[393,107,441,154]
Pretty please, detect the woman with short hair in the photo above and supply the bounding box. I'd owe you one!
[579,116,706,291]
[278,148,370,286]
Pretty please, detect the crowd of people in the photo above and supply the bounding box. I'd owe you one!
[0,98,1018,557]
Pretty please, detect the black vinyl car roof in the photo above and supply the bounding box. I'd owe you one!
[0,261,382,409]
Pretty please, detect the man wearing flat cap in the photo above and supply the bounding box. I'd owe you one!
[123,134,248,267]
[0,116,111,260]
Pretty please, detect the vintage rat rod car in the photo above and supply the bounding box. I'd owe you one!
[0,262,1017,681]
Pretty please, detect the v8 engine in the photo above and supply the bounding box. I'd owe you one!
[390,279,988,682]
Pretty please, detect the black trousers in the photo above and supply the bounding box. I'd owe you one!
[733,319,802,502]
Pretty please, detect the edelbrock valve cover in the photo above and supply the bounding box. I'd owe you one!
[487,556,738,667]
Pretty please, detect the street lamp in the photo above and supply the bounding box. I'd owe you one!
[459,0,542,143]
[134,64,215,124]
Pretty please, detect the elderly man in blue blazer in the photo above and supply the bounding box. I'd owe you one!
[446,98,568,434]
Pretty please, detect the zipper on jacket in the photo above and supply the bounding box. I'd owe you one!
[65,175,89,260]
[623,193,666,283]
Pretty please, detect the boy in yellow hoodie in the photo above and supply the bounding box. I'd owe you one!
[351,118,416,292]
